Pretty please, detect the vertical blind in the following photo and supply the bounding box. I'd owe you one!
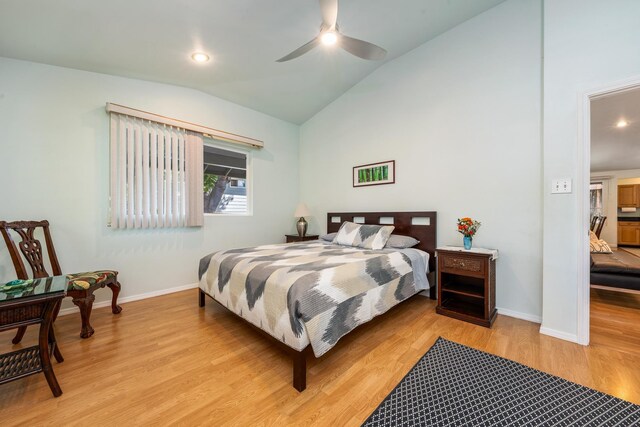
[109,114,204,228]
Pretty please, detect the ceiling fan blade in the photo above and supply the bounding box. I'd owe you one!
[319,0,338,29]
[340,34,387,60]
[276,37,320,62]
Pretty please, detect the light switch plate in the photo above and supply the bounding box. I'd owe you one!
[552,178,572,194]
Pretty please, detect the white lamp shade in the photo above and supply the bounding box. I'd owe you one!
[294,203,311,217]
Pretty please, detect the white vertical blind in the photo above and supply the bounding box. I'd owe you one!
[185,133,204,226]
[109,114,204,229]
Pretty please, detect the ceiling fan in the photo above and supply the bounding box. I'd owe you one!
[276,0,387,62]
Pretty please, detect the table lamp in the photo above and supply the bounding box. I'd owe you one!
[294,203,311,237]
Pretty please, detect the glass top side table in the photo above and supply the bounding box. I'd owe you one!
[0,275,67,397]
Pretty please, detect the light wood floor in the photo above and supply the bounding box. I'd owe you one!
[620,246,640,258]
[1,289,638,426]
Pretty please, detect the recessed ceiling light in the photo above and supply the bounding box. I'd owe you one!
[320,31,338,46]
[616,119,628,128]
[191,52,210,63]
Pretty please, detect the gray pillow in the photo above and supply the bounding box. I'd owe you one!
[332,222,395,250]
[323,232,418,248]
[319,233,337,242]
[385,234,420,249]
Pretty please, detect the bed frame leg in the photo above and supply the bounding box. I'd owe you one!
[429,285,437,300]
[199,289,205,307]
[292,349,307,392]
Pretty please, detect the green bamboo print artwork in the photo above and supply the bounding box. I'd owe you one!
[358,165,389,183]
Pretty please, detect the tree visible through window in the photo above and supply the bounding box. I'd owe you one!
[203,143,248,214]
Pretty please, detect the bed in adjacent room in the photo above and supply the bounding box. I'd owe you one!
[198,211,437,391]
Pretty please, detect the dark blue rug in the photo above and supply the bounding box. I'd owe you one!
[363,337,640,426]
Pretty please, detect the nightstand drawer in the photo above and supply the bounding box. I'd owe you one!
[440,254,485,277]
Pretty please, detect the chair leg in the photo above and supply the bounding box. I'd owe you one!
[107,281,123,314]
[72,294,96,339]
[12,326,27,345]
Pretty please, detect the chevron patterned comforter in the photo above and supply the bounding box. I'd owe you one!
[199,241,426,357]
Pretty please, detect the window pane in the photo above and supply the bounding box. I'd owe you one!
[203,144,248,214]
[590,182,603,217]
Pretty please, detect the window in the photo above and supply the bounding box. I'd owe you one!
[203,141,251,215]
[590,182,605,217]
[107,103,263,227]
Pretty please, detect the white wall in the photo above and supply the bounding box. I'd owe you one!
[542,0,640,340]
[590,169,640,246]
[300,0,543,321]
[0,57,299,307]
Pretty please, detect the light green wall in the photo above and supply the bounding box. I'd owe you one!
[300,0,544,322]
[0,57,300,308]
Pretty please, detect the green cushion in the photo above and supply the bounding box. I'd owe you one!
[66,270,118,291]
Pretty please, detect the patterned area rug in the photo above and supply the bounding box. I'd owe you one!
[363,338,640,426]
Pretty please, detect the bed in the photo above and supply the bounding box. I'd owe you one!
[591,248,640,293]
[198,211,437,391]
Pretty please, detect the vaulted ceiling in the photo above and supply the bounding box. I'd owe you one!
[0,0,505,124]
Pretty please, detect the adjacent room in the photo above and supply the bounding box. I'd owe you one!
[0,0,639,425]
[589,87,640,357]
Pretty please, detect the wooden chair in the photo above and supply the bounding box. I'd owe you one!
[0,220,122,340]
[593,216,607,239]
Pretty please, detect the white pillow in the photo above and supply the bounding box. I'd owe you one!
[590,239,612,254]
[332,222,394,250]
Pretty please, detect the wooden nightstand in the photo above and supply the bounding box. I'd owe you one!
[285,234,319,243]
[435,247,497,327]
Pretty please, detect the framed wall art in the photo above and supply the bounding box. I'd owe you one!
[353,160,395,187]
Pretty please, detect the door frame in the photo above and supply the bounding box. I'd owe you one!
[577,75,640,345]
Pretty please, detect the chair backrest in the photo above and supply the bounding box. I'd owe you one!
[590,216,598,231]
[0,220,62,280]
[593,216,607,238]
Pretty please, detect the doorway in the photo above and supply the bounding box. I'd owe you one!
[581,80,640,352]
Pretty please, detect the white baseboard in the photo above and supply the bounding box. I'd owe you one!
[539,326,579,343]
[58,282,199,317]
[497,307,542,324]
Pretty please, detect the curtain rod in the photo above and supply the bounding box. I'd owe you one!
[105,103,264,149]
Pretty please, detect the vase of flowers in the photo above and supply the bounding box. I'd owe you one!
[457,217,481,250]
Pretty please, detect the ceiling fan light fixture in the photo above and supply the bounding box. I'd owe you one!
[191,52,210,63]
[276,0,387,62]
[320,31,338,46]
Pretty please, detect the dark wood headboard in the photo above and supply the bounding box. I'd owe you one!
[326,211,437,272]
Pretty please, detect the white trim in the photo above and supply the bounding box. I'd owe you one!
[106,102,263,149]
[539,326,579,343]
[576,74,640,347]
[497,307,541,324]
[58,282,198,317]
[577,89,591,346]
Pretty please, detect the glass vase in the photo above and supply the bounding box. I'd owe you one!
[463,236,472,250]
